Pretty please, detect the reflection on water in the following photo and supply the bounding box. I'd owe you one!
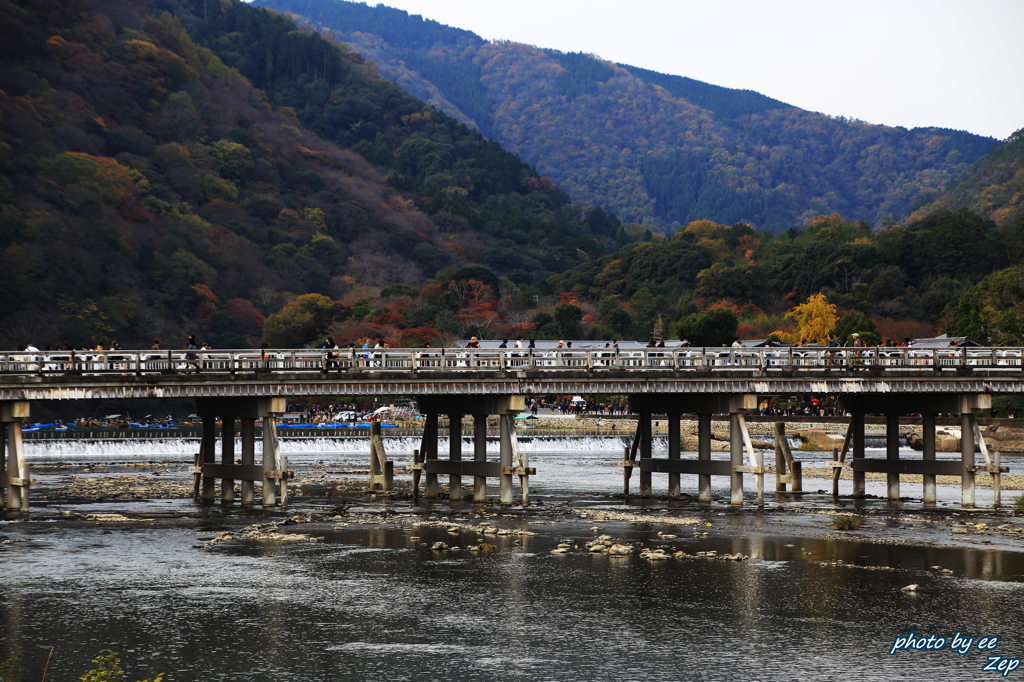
[3,438,1024,681]
[1,517,1023,681]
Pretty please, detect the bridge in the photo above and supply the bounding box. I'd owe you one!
[1,346,1020,513]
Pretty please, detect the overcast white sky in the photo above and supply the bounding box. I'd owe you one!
[362,0,1023,140]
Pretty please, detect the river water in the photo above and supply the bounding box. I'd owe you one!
[2,438,1023,681]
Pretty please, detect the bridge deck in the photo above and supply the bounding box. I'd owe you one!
[1,347,1022,399]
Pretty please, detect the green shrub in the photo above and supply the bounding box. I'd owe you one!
[1013,493,1024,511]
[80,650,164,682]
[831,515,863,530]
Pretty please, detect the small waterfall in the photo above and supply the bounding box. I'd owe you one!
[863,436,910,449]
[24,434,649,462]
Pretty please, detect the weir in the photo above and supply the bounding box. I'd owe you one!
[2,346,1018,512]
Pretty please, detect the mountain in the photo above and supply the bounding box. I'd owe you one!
[254,0,998,232]
[0,0,598,350]
[909,127,1024,226]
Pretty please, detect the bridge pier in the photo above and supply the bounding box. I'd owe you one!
[839,394,994,507]
[627,395,756,504]
[2,402,30,513]
[499,414,513,505]
[851,411,866,497]
[448,413,463,502]
[698,413,712,503]
[922,413,937,505]
[638,410,652,497]
[195,398,287,506]
[417,396,528,505]
[886,413,901,502]
[961,411,976,507]
[730,413,744,505]
[473,414,487,503]
[667,411,681,498]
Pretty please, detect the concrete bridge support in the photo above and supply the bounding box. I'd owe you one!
[840,394,993,507]
[448,413,463,501]
[922,413,937,505]
[887,413,901,502]
[627,395,757,503]
[697,413,713,503]
[2,402,30,512]
[195,397,286,506]
[417,395,529,504]
[473,414,487,502]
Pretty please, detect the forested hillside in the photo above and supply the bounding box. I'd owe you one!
[257,0,998,232]
[3,0,1022,356]
[910,127,1024,226]
[0,0,598,350]
[549,209,1024,345]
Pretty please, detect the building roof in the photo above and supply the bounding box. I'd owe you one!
[910,335,981,348]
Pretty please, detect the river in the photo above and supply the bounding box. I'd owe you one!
[1,438,1022,681]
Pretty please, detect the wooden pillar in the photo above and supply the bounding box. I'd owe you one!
[473,414,487,502]
[201,416,217,502]
[221,418,235,504]
[698,413,712,503]
[922,413,936,505]
[730,413,743,505]
[886,413,900,502]
[424,413,439,499]
[775,422,788,493]
[993,451,1002,508]
[667,412,681,497]
[240,418,255,506]
[369,421,382,488]
[639,411,652,497]
[961,412,975,507]
[5,422,28,512]
[369,422,392,492]
[449,414,463,501]
[499,415,513,505]
[262,416,280,507]
[851,411,865,498]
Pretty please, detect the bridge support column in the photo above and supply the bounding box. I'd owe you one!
[922,413,937,505]
[961,412,976,508]
[886,413,901,502]
[262,415,283,507]
[221,418,236,504]
[639,410,652,498]
[851,411,865,498]
[448,414,463,501]
[417,396,525,505]
[424,413,439,499]
[240,418,255,506]
[698,413,712,503]
[730,413,744,505]
[667,412,681,498]
[3,402,30,513]
[201,416,217,502]
[473,415,487,502]
[197,398,286,506]
[499,414,513,505]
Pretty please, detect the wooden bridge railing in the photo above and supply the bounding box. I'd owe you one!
[0,346,1021,376]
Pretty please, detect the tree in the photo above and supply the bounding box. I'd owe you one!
[553,303,583,339]
[262,293,335,347]
[832,310,879,345]
[947,266,1024,345]
[776,293,838,344]
[675,309,737,347]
